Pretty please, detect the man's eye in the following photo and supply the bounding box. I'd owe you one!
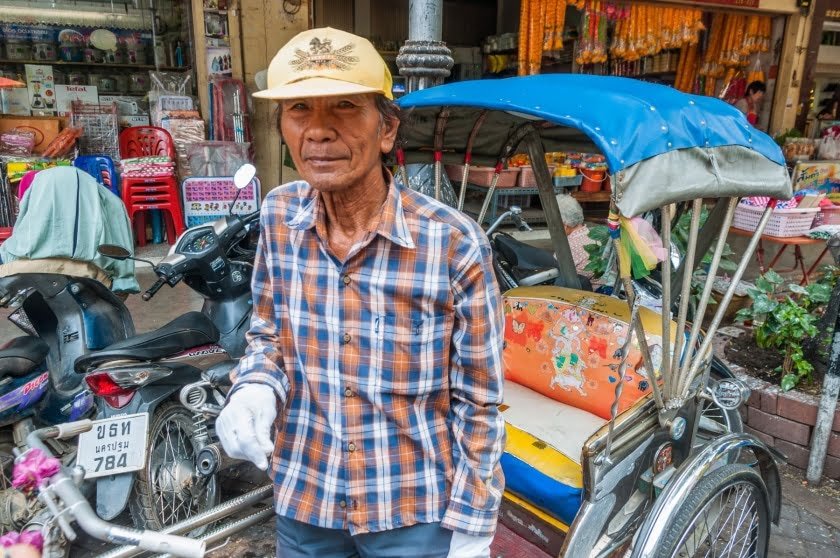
[289,102,308,111]
[337,100,356,109]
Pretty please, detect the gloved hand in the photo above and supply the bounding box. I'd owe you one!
[216,383,277,470]
[448,530,493,558]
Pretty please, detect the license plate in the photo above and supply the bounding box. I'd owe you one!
[77,413,149,479]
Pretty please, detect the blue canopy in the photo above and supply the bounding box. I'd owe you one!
[397,74,784,174]
[396,74,791,216]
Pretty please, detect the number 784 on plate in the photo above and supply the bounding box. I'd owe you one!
[76,413,150,479]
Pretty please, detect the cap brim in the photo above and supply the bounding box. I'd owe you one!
[253,77,385,100]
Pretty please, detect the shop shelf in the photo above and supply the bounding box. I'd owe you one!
[0,59,191,71]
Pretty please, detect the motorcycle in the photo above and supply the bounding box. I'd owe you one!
[0,263,135,533]
[73,164,259,532]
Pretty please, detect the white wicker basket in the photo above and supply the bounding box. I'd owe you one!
[732,204,820,238]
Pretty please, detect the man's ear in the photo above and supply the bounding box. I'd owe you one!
[380,116,400,154]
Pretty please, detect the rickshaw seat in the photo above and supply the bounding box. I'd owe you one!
[501,381,605,526]
[502,287,671,420]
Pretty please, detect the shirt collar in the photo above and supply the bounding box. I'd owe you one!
[285,171,415,250]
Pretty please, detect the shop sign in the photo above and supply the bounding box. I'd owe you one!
[792,161,840,192]
[690,0,760,8]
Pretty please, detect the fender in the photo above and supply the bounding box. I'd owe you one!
[94,383,181,520]
[631,433,782,558]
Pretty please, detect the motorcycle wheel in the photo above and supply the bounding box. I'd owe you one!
[129,402,220,533]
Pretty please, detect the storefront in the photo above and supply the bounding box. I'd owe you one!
[798,0,840,137]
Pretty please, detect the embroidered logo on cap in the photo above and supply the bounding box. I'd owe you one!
[291,38,359,72]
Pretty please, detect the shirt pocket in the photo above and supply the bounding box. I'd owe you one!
[373,314,449,396]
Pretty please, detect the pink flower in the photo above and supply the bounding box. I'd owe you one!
[12,448,61,492]
[0,531,44,551]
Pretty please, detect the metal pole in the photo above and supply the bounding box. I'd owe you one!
[808,331,840,484]
[409,0,442,41]
[396,0,453,93]
[807,236,840,484]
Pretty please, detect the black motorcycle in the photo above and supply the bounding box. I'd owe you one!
[74,165,259,532]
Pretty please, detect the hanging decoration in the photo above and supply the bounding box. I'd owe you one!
[697,14,771,98]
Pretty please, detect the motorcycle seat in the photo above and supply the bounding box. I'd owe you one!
[0,336,48,378]
[74,312,220,372]
[494,233,558,271]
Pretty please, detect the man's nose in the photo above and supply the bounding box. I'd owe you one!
[304,111,338,142]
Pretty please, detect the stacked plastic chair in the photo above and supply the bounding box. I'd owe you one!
[118,126,185,246]
[73,155,120,197]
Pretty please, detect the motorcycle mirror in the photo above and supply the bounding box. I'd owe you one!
[230,164,257,216]
[234,164,256,190]
[97,244,131,260]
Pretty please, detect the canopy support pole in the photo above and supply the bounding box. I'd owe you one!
[522,129,580,290]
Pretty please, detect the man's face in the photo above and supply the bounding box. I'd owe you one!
[280,93,399,193]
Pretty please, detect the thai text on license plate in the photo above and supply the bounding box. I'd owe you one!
[77,413,149,479]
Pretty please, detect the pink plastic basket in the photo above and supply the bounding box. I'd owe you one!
[820,205,840,226]
[447,164,519,188]
[516,165,556,187]
[733,203,820,238]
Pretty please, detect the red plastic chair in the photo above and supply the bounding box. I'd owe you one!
[118,126,184,246]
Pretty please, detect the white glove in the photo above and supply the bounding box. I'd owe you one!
[216,383,277,470]
[448,530,493,558]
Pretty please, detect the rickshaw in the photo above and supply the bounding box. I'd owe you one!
[396,74,790,557]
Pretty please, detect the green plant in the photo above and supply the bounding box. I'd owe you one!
[773,128,803,147]
[584,224,611,279]
[735,269,834,390]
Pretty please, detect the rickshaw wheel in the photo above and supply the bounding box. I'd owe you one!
[694,363,744,452]
[654,464,770,558]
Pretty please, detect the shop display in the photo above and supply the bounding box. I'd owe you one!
[783,138,817,162]
[70,101,119,161]
[54,84,99,116]
[511,0,779,110]
[182,176,260,227]
[24,65,55,114]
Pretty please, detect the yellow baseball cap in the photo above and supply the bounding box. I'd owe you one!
[253,27,393,101]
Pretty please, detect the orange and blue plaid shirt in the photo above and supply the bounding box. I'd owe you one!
[231,175,505,537]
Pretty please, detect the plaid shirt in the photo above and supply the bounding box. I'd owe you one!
[231,175,505,537]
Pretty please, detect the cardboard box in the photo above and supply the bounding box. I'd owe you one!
[0,115,64,154]
[0,88,31,116]
[118,115,150,129]
[24,64,56,115]
[55,85,99,116]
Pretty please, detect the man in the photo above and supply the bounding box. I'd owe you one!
[216,28,505,558]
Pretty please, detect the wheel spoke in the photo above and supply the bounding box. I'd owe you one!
[673,480,763,558]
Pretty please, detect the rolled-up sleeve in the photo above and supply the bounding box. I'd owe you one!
[441,234,506,537]
[229,211,292,406]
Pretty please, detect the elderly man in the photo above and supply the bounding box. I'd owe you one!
[215,28,505,558]
[555,194,594,280]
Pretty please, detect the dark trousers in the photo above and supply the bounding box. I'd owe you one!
[275,515,453,558]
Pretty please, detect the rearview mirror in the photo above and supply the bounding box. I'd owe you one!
[233,164,256,190]
[98,244,131,260]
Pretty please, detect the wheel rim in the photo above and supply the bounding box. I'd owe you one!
[672,479,765,557]
[147,411,218,527]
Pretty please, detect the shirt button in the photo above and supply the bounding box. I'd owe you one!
[342,275,351,285]
[339,500,347,508]
[344,387,354,397]
[342,333,351,344]
[348,442,356,452]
